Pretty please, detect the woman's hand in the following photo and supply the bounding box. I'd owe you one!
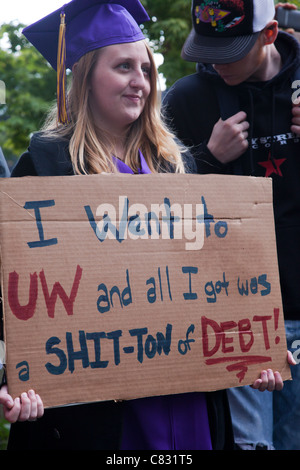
[0,385,44,423]
[275,2,298,34]
[251,351,296,392]
[275,2,298,12]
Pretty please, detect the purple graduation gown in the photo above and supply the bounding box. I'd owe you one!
[113,152,212,450]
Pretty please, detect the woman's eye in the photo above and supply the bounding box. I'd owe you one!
[142,66,150,76]
[118,62,130,70]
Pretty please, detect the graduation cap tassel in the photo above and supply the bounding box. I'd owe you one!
[57,12,69,125]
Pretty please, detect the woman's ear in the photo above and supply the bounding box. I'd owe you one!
[262,20,279,46]
[72,62,78,74]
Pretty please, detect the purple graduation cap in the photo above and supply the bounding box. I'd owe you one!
[23,0,150,124]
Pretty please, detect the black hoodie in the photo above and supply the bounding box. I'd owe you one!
[163,31,300,320]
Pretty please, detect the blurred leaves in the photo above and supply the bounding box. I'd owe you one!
[0,22,56,166]
[141,0,196,87]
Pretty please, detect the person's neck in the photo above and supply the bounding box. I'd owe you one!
[111,138,127,161]
[95,125,129,161]
[250,44,282,82]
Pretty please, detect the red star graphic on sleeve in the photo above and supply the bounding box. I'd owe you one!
[258,152,286,177]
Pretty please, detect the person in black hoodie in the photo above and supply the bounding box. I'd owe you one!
[163,0,300,450]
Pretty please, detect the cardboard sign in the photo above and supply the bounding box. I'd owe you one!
[0,174,291,408]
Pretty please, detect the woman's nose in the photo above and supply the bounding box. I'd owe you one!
[130,69,146,88]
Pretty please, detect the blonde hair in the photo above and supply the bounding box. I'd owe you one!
[42,41,186,175]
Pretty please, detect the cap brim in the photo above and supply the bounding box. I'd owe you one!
[181,29,260,64]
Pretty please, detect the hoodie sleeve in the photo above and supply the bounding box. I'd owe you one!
[188,141,230,174]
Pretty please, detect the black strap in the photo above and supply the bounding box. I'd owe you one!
[214,83,243,174]
[293,65,300,81]
[215,83,240,120]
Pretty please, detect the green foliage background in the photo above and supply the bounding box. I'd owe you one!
[0,22,57,167]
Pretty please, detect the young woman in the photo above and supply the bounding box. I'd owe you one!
[0,0,291,451]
